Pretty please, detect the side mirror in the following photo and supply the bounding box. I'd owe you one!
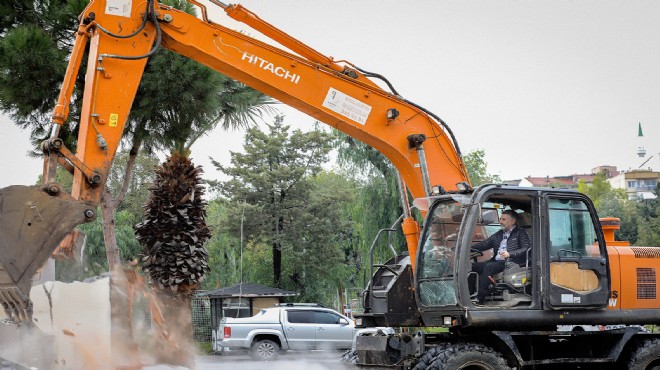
[339,318,349,325]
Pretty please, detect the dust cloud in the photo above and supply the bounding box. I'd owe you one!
[0,267,199,369]
[0,277,111,368]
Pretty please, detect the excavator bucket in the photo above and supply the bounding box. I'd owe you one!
[0,184,92,322]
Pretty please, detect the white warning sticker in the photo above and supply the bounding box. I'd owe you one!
[322,87,371,125]
[561,294,581,304]
[105,0,132,17]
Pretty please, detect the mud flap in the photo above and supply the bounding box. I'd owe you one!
[0,185,93,321]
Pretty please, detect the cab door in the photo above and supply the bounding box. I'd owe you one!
[543,195,610,308]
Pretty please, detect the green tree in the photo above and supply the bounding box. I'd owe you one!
[578,173,615,209]
[214,117,337,290]
[333,131,406,290]
[201,199,240,289]
[285,171,355,302]
[0,0,85,150]
[635,195,660,246]
[578,173,638,244]
[463,149,502,186]
[637,212,660,246]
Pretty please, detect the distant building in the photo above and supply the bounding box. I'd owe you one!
[592,165,619,177]
[607,169,659,200]
[198,282,299,319]
[518,165,621,189]
[519,174,595,188]
[511,165,659,201]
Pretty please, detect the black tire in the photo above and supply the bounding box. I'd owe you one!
[412,344,451,370]
[249,339,280,361]
[628,339,660,370]
[413,343,509,370]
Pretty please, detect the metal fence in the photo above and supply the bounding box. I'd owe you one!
[192,296,213,343]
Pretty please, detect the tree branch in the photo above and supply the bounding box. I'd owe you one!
[111,138,143,209]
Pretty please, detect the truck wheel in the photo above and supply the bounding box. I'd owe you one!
[412,343,508,370]
[249,339,280,361]
[628,339,660,370]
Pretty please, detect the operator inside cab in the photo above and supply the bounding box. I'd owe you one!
[470,209,532,305]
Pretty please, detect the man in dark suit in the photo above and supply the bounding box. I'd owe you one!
[472,209,531,305]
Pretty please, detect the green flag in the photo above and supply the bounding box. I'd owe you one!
[638,122,644,137]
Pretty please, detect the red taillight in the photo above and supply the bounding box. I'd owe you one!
[224,327,231,338]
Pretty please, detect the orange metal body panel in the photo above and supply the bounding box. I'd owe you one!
[608,245,660,310]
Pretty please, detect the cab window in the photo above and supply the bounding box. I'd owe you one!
[548,198,600,258]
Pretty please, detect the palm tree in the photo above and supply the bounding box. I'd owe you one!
[133,48,275,365]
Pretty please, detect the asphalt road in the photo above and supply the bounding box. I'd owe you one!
[146,350,354,370]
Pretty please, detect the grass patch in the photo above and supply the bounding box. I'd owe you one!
[197,342,212,354]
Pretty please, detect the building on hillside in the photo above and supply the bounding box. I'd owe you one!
[607,169,659,200]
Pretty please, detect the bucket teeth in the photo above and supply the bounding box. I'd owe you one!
[0,285,32,323]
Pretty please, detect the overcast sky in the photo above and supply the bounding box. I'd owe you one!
[2,0,659,189]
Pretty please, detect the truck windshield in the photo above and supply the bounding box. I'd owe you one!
[417,196,468,307]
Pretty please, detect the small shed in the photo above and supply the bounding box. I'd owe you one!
[197,283,298,340]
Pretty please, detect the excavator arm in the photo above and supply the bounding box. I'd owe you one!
[0,0,469,321]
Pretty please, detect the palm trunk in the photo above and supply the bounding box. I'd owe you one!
[155,285,198,369]
[99,139,141,369]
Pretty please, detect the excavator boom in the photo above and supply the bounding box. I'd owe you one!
[0,0,469,321]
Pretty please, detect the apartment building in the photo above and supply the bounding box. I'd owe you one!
[607,169,659,200]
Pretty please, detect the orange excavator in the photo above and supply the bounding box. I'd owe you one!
[0,1,658,368]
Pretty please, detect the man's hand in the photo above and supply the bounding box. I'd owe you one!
[499,251,510,259]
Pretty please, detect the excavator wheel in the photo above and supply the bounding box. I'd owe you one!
[627,338,660,370]
[412,343,451,370]
[0,185,92,322]
[412,343,508,370]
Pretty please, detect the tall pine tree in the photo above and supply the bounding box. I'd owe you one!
[214,117,339,291]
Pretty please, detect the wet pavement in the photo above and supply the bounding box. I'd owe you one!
[146,351,353,370]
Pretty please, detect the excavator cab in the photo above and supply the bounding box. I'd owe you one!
[412,185,611,328]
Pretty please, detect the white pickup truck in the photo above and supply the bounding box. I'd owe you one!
[218,304,357,360]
